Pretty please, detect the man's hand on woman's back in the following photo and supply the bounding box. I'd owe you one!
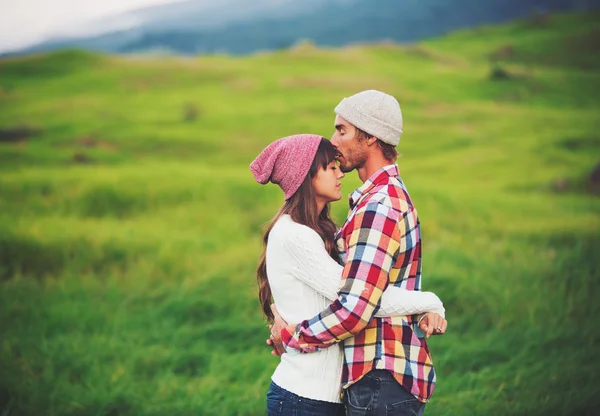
[266,304,287,356]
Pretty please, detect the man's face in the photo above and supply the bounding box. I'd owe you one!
[331,115,368,173]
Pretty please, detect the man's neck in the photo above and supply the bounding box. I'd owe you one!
[357,155,393,183]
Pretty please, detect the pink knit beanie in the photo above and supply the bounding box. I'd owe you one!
[250,134,322,200]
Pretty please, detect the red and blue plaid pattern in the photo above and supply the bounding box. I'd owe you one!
[281,165,435,403]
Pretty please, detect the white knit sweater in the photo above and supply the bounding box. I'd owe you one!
[267,215,444,403]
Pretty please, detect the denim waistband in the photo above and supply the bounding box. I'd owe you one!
[269,381,297,401]
[363,369,399,384]
[269,381,343,406]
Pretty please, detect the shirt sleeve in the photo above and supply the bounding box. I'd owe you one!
[281,224,444,319]
[282,201,414,353]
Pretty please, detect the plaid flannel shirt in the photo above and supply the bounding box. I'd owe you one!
[281,165,435,403]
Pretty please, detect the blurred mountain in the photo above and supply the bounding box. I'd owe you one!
[7,0,600,55]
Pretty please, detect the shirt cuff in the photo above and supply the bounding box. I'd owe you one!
[281,324,323,354]
[281,325,301,354]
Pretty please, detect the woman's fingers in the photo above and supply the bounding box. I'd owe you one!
[420,313,448,337]
[440,319,448,334]
[425,313,434,338]
[419,314,432,337]
[433,315,442,334]
[433,318,447,335]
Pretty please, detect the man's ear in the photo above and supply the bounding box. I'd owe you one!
[365,135,378,146]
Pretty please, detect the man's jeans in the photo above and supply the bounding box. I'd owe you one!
[266,381,345,416]
[344,370,426,416]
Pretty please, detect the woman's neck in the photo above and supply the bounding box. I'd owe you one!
[316,199,326,216]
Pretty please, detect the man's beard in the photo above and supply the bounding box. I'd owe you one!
[339,163,354,173]
[339,150,367,173]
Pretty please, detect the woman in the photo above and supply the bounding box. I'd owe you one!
[250,134,445,416]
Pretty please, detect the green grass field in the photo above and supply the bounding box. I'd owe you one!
[1,11,599,416]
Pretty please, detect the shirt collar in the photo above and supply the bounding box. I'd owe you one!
[349,164,399,208]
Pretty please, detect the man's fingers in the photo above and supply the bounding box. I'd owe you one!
[270,304,288,327]
[271,304,281,320]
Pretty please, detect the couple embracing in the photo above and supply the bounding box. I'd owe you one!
[250,90,447,416]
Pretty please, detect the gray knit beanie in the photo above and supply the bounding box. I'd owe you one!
[334,90,403,146]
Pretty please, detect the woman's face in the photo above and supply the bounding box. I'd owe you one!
[312,160,345,207]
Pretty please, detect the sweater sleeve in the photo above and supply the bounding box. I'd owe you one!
[378,289,445,318]
[280,222,445,319]
[281,202,420,352]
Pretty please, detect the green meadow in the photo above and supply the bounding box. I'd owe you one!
[1,12,599,415]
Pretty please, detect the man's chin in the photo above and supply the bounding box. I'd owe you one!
[340,165,354,173]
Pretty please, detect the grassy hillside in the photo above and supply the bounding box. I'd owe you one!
[1,11,599,416]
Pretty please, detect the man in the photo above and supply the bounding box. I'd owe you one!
[270,90,446,415]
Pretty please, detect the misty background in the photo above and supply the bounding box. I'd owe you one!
[2,0,599,56]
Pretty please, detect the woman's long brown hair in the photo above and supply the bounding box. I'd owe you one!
[257,138,341,321]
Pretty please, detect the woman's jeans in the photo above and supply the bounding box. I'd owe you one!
[344,370,426,416]
[266,381,345,416]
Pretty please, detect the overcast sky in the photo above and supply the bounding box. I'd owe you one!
[0,0,178,52]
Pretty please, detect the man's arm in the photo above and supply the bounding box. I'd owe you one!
[270,309,447,356]
[281,201,414,353]
[267,214,445,353]
[279,221,444,318]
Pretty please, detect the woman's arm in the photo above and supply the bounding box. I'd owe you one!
[377,288,445,318]
[281,225,444,318]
